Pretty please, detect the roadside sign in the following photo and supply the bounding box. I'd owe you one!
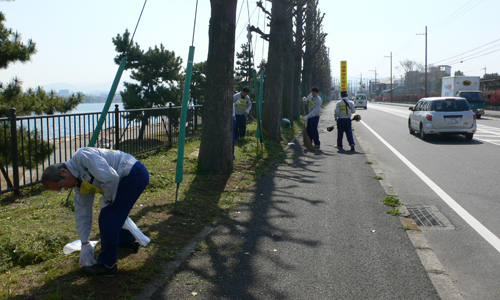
[340,61,347,91]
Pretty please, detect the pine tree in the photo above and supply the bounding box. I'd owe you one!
[113,31,183,139]
[198,0,237,174]
[0,12,83,187]
[0,12,36,69]
[234,43,254,92]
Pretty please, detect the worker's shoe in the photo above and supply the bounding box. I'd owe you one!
[313,145,320,149]
[81,262,117,277]
[120,241,140,253]
[350,145,355,151]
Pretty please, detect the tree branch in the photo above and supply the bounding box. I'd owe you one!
[249,25,270,41]
[257,1,272,18]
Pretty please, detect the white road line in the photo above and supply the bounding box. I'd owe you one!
[361,120,500,253]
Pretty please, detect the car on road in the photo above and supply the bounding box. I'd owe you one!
[354,94,367,109]
[408,97,476,141]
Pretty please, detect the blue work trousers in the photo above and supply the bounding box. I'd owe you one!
[233,115,236,159]
[97,161,149,266]
[307,116,320,146]
[336,118,355,147]
[234,114,247,139]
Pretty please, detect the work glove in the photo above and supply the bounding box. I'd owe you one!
[245,109,250,114]
[302,116,308,122]
[235,100,241,105]
[79,243,97,266]
[302,97,307,102]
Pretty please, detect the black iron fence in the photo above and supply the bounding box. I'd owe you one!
[1,104,203,195]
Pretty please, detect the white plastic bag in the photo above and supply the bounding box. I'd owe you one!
[63,240,99,255]
[122,217,150,246]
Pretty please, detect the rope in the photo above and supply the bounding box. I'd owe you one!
[191,0,199,46]
[126,0,148,55]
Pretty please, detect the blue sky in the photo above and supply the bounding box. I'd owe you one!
[1,0,498,92]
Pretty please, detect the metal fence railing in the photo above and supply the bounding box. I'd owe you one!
[1,104,203,195]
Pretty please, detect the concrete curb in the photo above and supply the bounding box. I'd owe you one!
[354,130,463,300]
[135,225,215,300]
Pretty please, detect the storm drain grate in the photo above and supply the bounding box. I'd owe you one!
[407,206,446,227]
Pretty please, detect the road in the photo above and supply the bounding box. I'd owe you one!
[355,102,500,299]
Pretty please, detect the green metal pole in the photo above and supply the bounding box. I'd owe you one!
[175,46,195,184]
[174,46,195,212]
[88,57,127,147]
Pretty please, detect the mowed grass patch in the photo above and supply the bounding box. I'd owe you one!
[0,120,301,299]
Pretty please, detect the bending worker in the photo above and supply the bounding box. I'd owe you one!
[42,147,149,277]
[233,86,252,140]
[335,91,356,151]
[302,87,322,149]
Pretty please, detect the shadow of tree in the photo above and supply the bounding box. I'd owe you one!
[148,138,326,299]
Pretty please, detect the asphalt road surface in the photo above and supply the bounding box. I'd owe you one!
[355,102,500,299]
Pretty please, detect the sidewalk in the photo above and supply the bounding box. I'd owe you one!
[140,102,448,300]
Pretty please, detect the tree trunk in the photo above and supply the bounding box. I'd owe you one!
[281,6,294,126]
[198,0,237,174]
[301,0,315,97]
[262,0,290,141]
[293,2,305,120]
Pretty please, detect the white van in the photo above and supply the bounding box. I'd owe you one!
[354,94,367,109]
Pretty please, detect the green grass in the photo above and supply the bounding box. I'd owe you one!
[0,120,302,299]
[383,195,402,216]
[383,195,401,207]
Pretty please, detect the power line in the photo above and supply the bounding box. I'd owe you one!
[430,0,475,31]
[432,38,500,64]
[236,0,246,28]
[394,35,421,57]
[431,0,483,32]
[446,48,500,65]
[236,6,258,42]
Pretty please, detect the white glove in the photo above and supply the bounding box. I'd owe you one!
[303,116,308,122]
[235,100,241,105]
[245,110,250,114]
[79,243,97,266]
[302,97,307,102]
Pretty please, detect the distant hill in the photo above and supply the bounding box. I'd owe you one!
[42,81,126,96]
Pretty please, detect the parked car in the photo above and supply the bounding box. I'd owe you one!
[354,94,367,109]
[408,97,476,141]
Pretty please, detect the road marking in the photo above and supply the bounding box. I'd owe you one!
[361,120,500,253]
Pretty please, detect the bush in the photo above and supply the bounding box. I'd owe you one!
[486,91,500,104]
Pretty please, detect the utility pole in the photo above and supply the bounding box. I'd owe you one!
[384,52,393,102]
[425,26,427,97]
[417,26,428,97]
[359,72,363,93]
[369,68,377,98]
[247,25,253,88]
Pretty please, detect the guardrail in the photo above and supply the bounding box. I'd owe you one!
[1,104,203,195]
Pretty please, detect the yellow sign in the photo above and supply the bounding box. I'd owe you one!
[463,80,472,86]
[340,61,347,91]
